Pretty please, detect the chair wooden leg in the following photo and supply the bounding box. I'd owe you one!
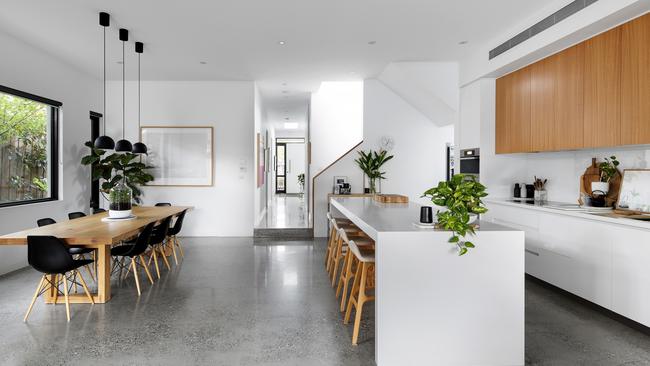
[325,226,335,266]
[76,270,95,304]
[339,254,356,312]
[175,236,185,258]
[159,246,171,270]
[344,262,362,325]
[139,255,154,284]
[336,251,350,299]
[62,274,71,322]
[152,249,161,279]
[171,238,179,265]
[331,240,344,286]
[131,258,141,296]
[53,274,59,305]
[24,275,46,322]
[351,263,369,345]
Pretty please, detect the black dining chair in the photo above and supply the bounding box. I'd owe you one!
[68,212,86,220]
[147,216,172,279]
[93,208,106,214]
[111,222,155,296]
[37,218,96,282]
[24,236,95,322]
[167,210,187,265]
[155,202,171,207]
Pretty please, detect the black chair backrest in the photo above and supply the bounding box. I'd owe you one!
[68,212,86,220]
[27,236,75,274]
[121,222,155,257]
[93,208,106,214]
[150,216,172,245]
[169,210,187,236]
[155,202,171,207]
[37,218,56,227]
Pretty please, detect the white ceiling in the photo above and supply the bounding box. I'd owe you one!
[0,0,557,117]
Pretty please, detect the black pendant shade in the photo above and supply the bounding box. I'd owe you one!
[93,11,114,150]
[115,139,133,152]
[132,142,147,154]
[95,135,115,149]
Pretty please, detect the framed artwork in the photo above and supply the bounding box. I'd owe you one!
[617,169,650,213]
[257,133,265,187]
[140,126,213,186]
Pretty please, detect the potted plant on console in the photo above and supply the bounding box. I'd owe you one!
[593,156,620,194]
[355,149,394,194]
[422,174,488,256]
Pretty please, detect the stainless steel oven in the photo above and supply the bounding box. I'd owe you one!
[459,148,480,179]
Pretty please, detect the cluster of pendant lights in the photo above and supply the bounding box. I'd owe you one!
[94,12,147,154]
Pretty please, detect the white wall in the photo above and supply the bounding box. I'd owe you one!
[313,79,454,237]
[0,31,100,275]
[107,80,255,237]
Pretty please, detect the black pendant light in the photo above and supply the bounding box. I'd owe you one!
[115,28,133,152]
[132,41,147,154]
[94,12,115,150]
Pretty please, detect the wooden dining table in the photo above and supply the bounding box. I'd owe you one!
[0,206,191,304]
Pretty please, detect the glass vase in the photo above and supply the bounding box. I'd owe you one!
[109,181,132,218]
[534,189,547,204]
[363,175,381,194]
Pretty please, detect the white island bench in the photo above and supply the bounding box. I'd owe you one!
[330,197,525,366]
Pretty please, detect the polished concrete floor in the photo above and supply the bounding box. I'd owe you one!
[256,194,308,229]
[1,237,649,365]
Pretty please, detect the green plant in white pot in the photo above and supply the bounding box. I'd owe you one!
[422,174,488,256]
[355,149,394,194]
[592,156,619,194]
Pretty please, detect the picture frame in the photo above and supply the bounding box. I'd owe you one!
[616,169,650,214]
[140,126,213,186]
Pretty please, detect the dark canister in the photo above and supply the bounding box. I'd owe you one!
[420,206,434,224]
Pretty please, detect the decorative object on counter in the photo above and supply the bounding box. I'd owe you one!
[355,149,394,194]
[420,206,433,224]
[333,176,350,194]
[513,183,521,198]
[533,176,548,203]
[422,174,488,256]
[586,190,608,207]
[374,194,409,203]
[81,141,154,204]
[593,156,620,194]
[525,184,535,199]
[578,157,622,207]
[616,169,650,214]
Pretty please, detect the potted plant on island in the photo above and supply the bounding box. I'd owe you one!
[354,149,394,194]
[81,141,154,218]
[592,156,620,194]
[422,174,488,256]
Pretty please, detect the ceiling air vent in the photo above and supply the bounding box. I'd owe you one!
[489,0,599,60]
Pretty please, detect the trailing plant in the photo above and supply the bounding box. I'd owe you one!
[599,156,620,183]
[81,141,154,204]
[422,174,488,256]
[354,149,394,193]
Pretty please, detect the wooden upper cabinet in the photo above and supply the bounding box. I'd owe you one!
[554,44,584,150]
[496,67,531,153]
[583,27,622,148]
[530,56,555,152]
[621,13,650,145]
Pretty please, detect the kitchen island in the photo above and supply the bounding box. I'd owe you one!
[330,197,525,366]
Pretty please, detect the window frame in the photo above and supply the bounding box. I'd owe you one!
[0,85,60,208]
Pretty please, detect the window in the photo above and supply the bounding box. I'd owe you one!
[0,85,59,207]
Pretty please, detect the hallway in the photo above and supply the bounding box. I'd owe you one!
[257,194,308,229]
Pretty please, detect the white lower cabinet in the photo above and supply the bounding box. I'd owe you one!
[486,202,650,327]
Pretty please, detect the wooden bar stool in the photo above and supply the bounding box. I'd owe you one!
[344,240,375,345]
[325,212,353,268]
[335,228,374,313]
[329,224,368,286]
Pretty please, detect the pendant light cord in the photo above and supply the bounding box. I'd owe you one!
[138,53,141,129]
[122,39,125,139]
[103,26,106,135]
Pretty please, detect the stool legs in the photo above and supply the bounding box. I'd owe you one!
[336,250,355,312]
[344,261,375,345]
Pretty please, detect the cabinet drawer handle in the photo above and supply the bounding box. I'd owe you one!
[525,249,540,257]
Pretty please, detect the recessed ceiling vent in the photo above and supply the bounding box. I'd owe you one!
[489,0,599,60]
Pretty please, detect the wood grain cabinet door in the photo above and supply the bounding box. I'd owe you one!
[496,74,511,154]
[583,27,622,148]
[530,57,555,152]
[496,68,531,154]
[621,13,650,145]
[554,44,584,150]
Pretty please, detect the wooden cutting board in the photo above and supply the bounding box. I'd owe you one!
[578,157,621,207]
[374,194,409,203]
